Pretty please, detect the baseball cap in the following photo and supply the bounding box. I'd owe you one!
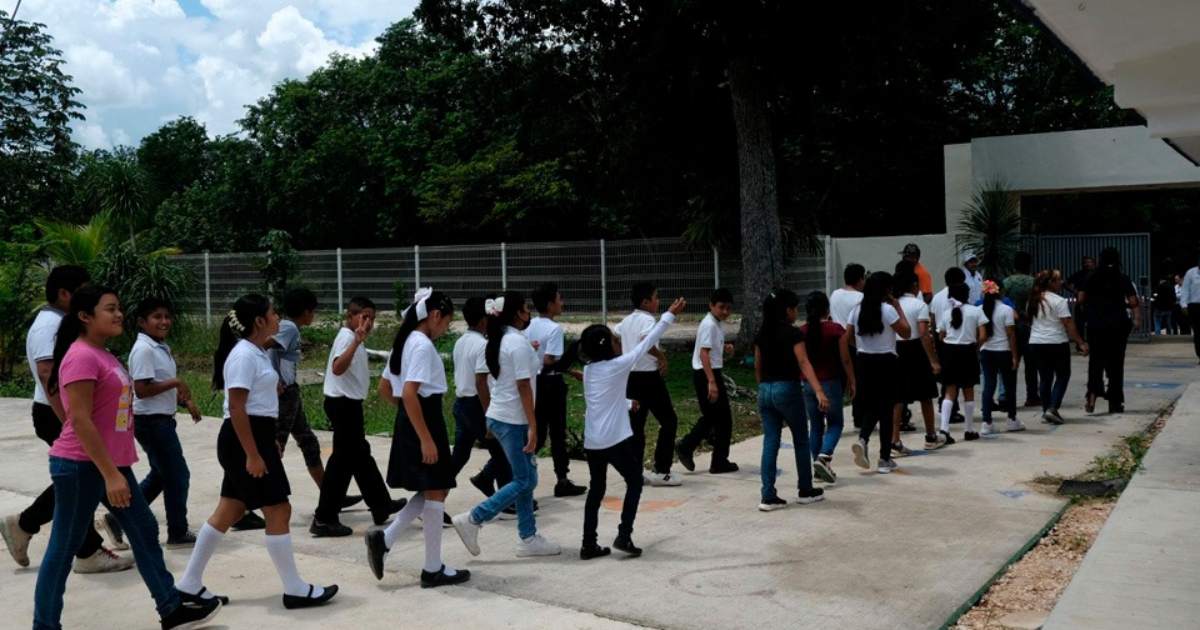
[900,243,921,257]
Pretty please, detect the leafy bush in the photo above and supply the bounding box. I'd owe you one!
[0,227,42,379]
[91,241,193,332]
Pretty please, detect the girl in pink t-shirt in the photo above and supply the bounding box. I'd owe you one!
[35,285,221,630]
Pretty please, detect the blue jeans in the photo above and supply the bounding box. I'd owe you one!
[1154,310,1173,335]
[980,350,1017,422]
[134,414,191,539]
[470,419,538,540]
[803,379,844,459]
[758,381,813,501]
[34,457,179,630]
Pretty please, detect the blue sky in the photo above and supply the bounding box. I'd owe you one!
[21,0,420,149]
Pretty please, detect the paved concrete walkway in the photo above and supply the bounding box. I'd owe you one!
[1045,381,1200,629]
[0,343,1192,629]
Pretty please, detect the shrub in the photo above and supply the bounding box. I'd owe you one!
[91,241,194,334]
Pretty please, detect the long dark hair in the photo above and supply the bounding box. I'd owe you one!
[485,290,526,378]
[212,293,271,390]
[982,286,1000,336]
[579,324,615,364]
[1026,270,1055,320]
[48,285,118,395]
[948,283,969,330]
[388,290,454,376]
[857,272,893,335]
[805,291,830,354]
[755,288,799,348]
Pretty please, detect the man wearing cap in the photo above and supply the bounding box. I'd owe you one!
[901,243,934,303]
[962,252,984,305]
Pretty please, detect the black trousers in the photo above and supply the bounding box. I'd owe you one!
[1087,324,1131,406]
[680,369,732,465]
[20,403,104,558]
[315,396,392,521]
[535,373,571,480]
[627,371,679,473]
[451,396,512,485]
[1016,321,1040,401]
[855,353,898,460]
[583,437,643,545]
[1190,305,1200,360]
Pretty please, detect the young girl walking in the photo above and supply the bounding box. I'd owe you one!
[577,297,687,558]
[938,283,989,440]
[980,281,1025,434]
[797,291,846,484]
[365,289,469,587]
[33,285,221,630]
[755,289,829,510]
[451,291,563,558]
[1027,270,1089,424]
[176,294,337,610]
[840,272,911,474]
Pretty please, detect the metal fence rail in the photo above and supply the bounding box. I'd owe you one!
[176,236,828,324]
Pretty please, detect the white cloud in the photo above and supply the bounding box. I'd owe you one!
[19,1,419,149]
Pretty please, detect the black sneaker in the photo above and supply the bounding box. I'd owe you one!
[282,584,338,609]
[340,495,363,509]
[178,587,230,606]
[372,498,408,526]
[309,518,352,538]
[757,497,788,512]
[797,488,825,505]
[442,512,453,527]
[166,531,197,549]
[161,595,221,629]
[675,442,696,472]
[899,421,917,432]
[951,412,965,425]
[469,474,494,498]
[613,535,642,557]
[709,461,740,474]
[939,430,957,445]
[100,512,127,548]
[1108,404,1125,414]
[554,479,587,497]
[365,527,388,581]
[420,565,470,588]
[580,543,611,560]
[232,511,265,531]
[964,431,980,441]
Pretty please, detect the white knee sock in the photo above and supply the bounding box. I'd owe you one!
[940,399,954,433]
[964,401,976,431]
[265,533,322,598]
[421,500,455,575]
[176,522,223,596]
[383,493,425,549]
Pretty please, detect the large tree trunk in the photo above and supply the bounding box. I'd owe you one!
[728,54,784,352]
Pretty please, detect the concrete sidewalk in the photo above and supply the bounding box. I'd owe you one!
[1044,382,1200,630]
[0,342,1192,629]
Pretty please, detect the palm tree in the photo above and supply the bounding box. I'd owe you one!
[92,150,150,250]
[958,179,1021,280]
[36,212,113,266]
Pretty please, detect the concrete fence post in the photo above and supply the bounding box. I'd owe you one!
[336,247,344,310]
[600,239,607,324]
[501,242,507,290]
[414,245,421,289]
[203,251,212,326]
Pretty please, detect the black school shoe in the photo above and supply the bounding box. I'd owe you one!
[282,584,338,609]
[613,535,642,557]
[709,461,739,474]
[469,473,495,497]
[179,586,230,606]
[675,441,696,472]
[365,527,388,581]
[580,543,612,560]
[421,565,471,588]
[232,511,265,531]
[939,430,957,445]
[554,479,588,497]
[372,498,409,526]
[309,518,352,538]
[964,431,980,441]
[161,595,220,630]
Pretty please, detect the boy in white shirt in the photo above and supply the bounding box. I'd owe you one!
[311,297,402,537]
[615,282,681,486]
[676,288,738,474]
[526,283,587,497]
[452,297,513,498]
[831,264,866,429]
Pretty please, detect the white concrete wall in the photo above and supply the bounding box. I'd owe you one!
[829,233,958,291]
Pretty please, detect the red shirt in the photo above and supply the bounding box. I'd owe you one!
[798,321,846,382]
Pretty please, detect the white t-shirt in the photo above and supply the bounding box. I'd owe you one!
[486,327,540,425]
[584,312,676,450]
[524,316,564,371]
[691,312,725,370]
[452,330,489,397]
[129,332,178,415]
[381,330,447,398]
[895,294,930,341]
[848,303,901,355]
[1029,292,1072,345]
[615,310,661,372]
[965,270,984,305]
[323,327,370,400]
[829,289,863,327]
[981,302,1016,352]
[223,339,279,418]
[930,287,951,332]
[939,303,990,345]
[26,307,62,406]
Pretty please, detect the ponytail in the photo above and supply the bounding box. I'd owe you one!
[805,291,830,354]
[485,290,526,378]
[388,290,453,376]
[755,288,799,348]
[857,272,892,335]
[948,283,968,330]
[983,292,1000,336]
[212,293,271,390]
[48,285,118,395]
[1026,271,1054,320]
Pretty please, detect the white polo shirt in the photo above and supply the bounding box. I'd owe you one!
[524,316,564,371]
[939,303,990,345]
[895,294,930,341]
[26,307,62,406]
[691,312,724,370]
[981,302,1016,352]
[452,330,488,397]
[614,310,660,372]
[584,312,676,450]
[382,330,447,398]
[848,303,900,355]
[223,339,279,418]
[829,289,863,327]
[486,327,539,425]
[1029,292,1072,345]
[323,327,370,400]
[930,287,951,332]
[129,332,178,416]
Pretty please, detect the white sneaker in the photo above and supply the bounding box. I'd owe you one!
[980,422,993,437]
[877,459,899,474]
[647,472,682,487]
[515,534,562,557]
[450,513,481,557]
[0,514,32,567]
[73,547,135,573]
[1007,418,1027,432]
[852,439,870,469]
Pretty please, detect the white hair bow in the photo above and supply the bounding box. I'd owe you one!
[404,287,434,320]
[485,296,505,317]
